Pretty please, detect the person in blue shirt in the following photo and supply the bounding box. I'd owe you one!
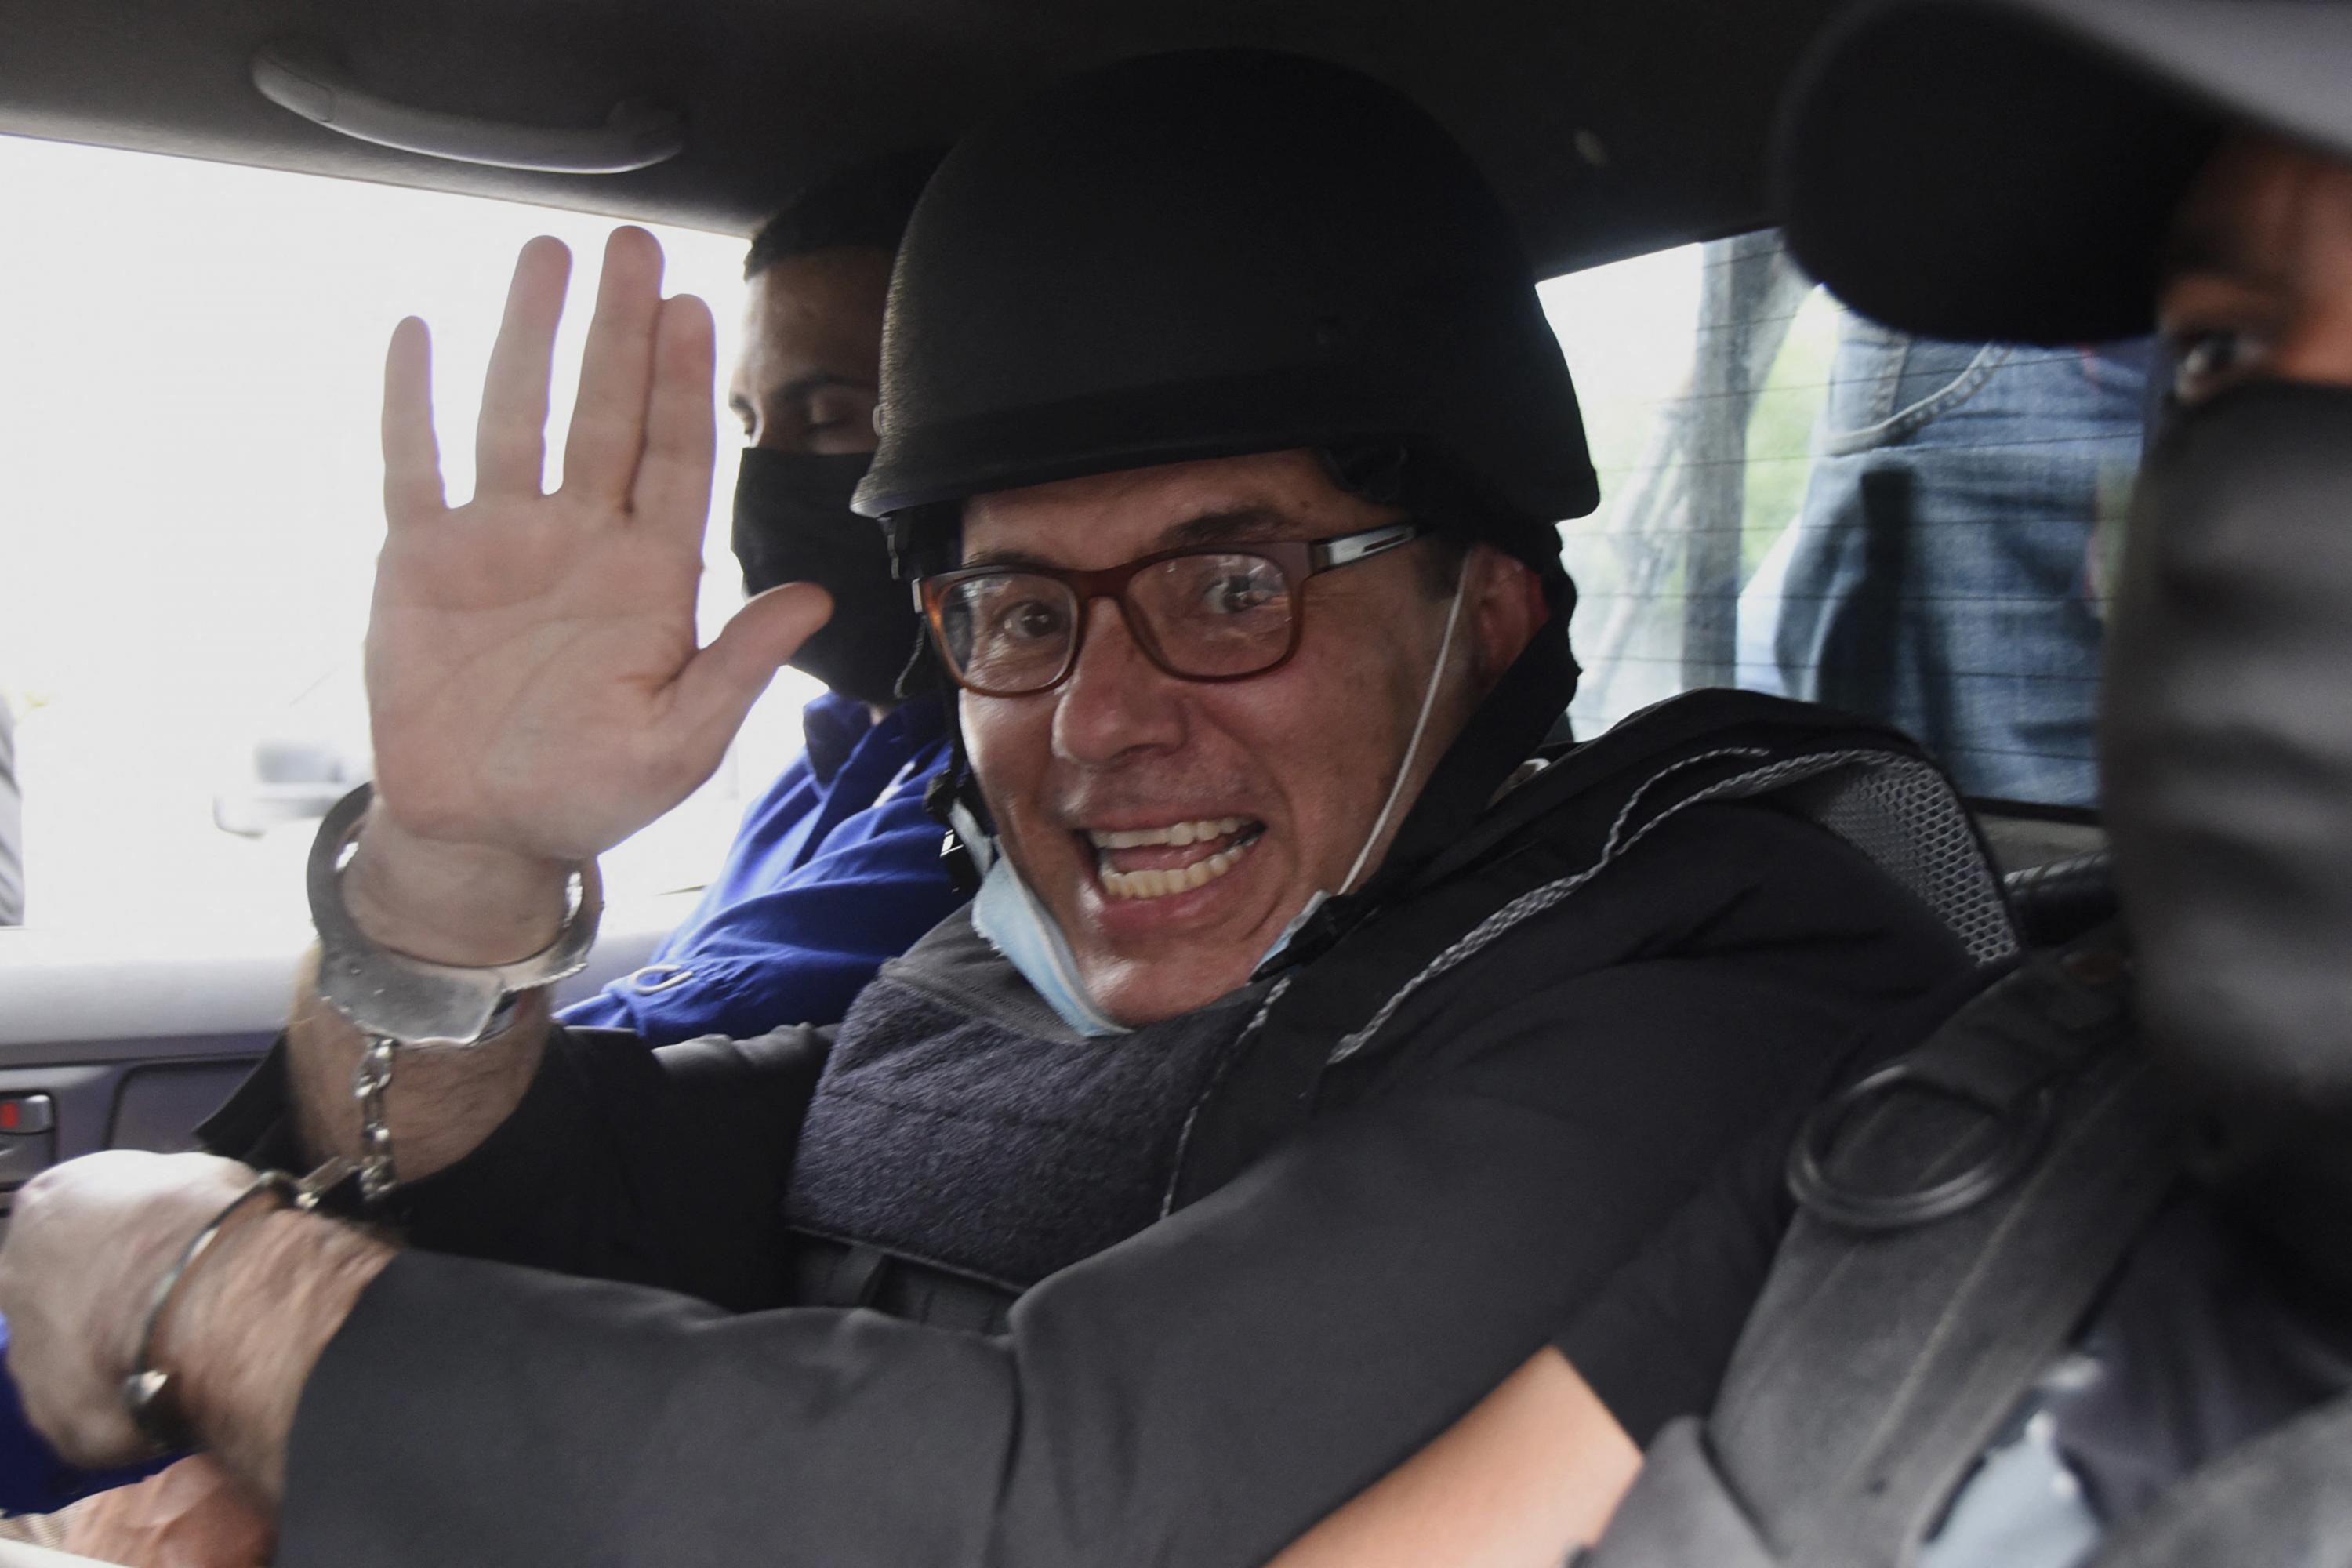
[0,149,963,1560]
[561,144,960,1047]
[561,688,954,1044]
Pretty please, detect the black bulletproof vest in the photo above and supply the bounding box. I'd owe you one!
[783,911,1271,1324]
[1586,925,2352,1568]
[782,689,2020,1333]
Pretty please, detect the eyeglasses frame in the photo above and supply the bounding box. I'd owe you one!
[917,520,1425,697]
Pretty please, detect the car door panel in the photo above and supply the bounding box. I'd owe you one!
[0,895,689,1218]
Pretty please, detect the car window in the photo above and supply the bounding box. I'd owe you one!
[1546,230,2143,809]
[0,133,822,937]
[0,152,2126,947]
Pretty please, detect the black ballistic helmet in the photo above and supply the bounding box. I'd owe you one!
[854,49,1599,578]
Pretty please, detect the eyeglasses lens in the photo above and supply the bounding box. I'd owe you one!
[935,575,1080,695]
[1133,554,1294,677]
[936,552,1297,694]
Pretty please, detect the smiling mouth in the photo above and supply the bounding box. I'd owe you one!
[1085,817,1267,902]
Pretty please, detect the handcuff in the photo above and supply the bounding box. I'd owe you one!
[122,1171,314,1450]
[118,783,602,1450]
[306,782,602,1203]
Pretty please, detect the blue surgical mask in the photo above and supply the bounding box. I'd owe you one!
[971,855,1132,1039]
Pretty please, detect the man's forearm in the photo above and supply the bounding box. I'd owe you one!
[160,1208,396,1504]
[284,804,574,1181]
[285,956,550,1182]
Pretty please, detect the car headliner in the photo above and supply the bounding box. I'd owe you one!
[0,0,1841,273]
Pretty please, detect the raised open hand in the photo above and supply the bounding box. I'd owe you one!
[366,229,830,873]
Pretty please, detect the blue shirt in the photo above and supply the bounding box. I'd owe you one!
[0,692,961,1515]
[560,691,961,1043]
[0,1315,164,1512]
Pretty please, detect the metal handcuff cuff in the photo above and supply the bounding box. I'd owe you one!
[122,1170,309,1450]
[307,781,603,1204]
[118,783,601,1450]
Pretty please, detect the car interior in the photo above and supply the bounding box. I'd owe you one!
[0,1,2118,1556]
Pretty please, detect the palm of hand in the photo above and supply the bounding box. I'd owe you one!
[370,503,715,862]
[366,230,827,866]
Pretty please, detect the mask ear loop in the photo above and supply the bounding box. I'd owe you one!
[1338,569,1470,895]
[894,506,1003,895]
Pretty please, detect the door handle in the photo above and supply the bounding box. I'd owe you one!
[0,1094,56,1190]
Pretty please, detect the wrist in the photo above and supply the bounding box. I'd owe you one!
[343,804,574,967]
[99,1185,252,1406]
[131,1192,290,1394]
[157,1208,397,1502]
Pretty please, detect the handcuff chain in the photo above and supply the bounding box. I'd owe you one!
[304,782,601,1210]
[354,1033,399,1204]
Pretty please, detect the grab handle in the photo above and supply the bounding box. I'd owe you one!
[251,47,683,174]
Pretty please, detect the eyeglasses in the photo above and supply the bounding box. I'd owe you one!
[919,521,1423,697]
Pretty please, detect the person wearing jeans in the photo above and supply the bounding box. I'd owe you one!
[1765,320,2152,806]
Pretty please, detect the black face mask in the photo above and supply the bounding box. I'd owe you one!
[731,448,921,707]
[2102,382,2352,1275]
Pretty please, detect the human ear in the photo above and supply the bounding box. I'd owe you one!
[1465,546,1546,688]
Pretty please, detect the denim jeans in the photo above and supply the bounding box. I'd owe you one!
[1753,319,2153,806]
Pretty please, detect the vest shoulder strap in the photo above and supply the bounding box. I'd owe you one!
[1585,927,2173,1568]
[1706,927,2177,1567]
[1579,1416,1779,1568]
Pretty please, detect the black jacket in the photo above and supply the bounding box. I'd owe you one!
[205,693,1998,1568]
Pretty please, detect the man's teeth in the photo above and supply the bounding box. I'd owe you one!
[1087,817,1247,851]
[1099,840,1255,901]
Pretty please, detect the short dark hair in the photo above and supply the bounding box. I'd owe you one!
[744,147,949,280]
[1322,441,1560,604]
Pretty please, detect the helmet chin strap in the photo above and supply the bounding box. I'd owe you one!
[1338,572,1471,896]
